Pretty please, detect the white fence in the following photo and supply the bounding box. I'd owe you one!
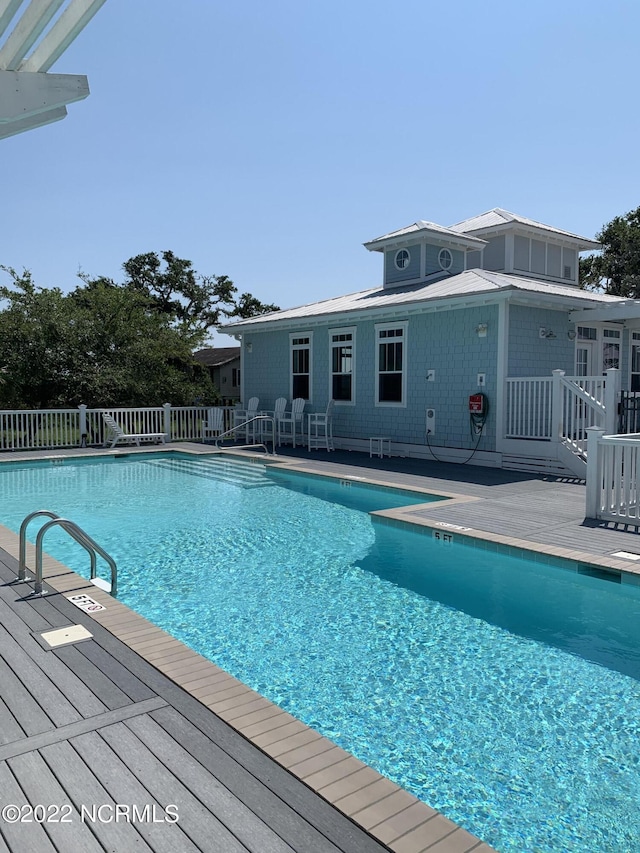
[586,429,640,524]
[0,404,237,451]
[506,370,619,450]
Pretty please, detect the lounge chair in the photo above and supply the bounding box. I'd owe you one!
[102,413,166,449]
[202,407,225,443]
[308,399,335,451]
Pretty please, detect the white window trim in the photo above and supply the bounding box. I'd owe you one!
[394,248,411,271]
[438,247,453,271]
[374,320,408,408]
[289,331,313,402]
[329,326,356,406]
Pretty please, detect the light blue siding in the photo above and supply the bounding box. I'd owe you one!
[384,245,420,286]
[507,305,575,377]
[243,305,500,451]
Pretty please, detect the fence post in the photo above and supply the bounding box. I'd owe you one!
[163,403,172,441]
[551,369,565,443]
[585,427,605,519]
[78,404,87,447]
[604,367,621,435]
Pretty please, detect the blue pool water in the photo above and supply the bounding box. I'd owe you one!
[3,452,640,852]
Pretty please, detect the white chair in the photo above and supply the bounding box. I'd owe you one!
[307,400,335,451]
[233,397,260,442]
[276,397,305,447]
[202,407,225,443]
[260,397,287,445]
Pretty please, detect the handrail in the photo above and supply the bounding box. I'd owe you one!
[17,509,118,597]
[213,415,276,455]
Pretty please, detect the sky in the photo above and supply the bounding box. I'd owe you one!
[2,0,640,346]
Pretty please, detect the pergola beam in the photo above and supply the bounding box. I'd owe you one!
[0,102,65,137]
[20,0,106,72]
[0,0,24,39]
[0,0,64,70]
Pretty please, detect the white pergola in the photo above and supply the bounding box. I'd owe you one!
[0,0,105,139]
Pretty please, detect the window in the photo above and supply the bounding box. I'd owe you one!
[394,249,410,270]
[577,326,597,341]
[603,328,620,371]
[438,248,453,270]
[632,333,640,392]
[290,333,312,400]
[375,322,407,406]
[232,368,240,388]
[330,328,355,403]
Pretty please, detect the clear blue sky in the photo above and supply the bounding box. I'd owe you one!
[3,0,639,345]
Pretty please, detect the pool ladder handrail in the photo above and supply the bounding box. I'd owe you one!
[17,510,118,597]
[213,415,277,456]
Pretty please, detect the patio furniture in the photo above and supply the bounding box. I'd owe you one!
[277,397,305,447]
[308,400,335,451]
[233,397,260,442]
[260,397,287,444]
[369,436,391,458]
[202,407,225,443]
[102,413,166,449]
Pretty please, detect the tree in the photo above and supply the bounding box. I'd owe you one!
[83,250,279,344]
[580,206,640,296]
[0,252,278,408]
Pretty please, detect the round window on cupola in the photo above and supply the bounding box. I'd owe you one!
[438,248,453,270]
[394,249,411,270]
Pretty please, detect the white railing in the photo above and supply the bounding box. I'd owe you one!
[558,373,607,456]
[0,404,237,451]
[505,377,553,439]
[505,370,619,451]
[586,429,640,524]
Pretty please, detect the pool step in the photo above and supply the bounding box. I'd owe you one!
[143,456,274,488]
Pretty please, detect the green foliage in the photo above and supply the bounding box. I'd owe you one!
[0,252,278,409]
[580,206,640,296]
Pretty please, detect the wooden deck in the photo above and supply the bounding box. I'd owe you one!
[8,441,639,853]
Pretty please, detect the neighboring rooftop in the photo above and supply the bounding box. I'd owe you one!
[194,347,240,367]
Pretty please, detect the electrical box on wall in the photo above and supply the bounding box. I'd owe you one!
[426,408,436,435]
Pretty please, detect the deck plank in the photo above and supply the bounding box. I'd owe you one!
[8,750,103,853]
[40,739,153,852]
[69,729,201,853]
[0,760,56,853]
[101,719,272,853]
[123,713,297,853]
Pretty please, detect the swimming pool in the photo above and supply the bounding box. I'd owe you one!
[3,452,640,852]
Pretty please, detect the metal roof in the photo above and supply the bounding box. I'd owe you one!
[222,270,621,332]
[449,208,600,248]
[364,220,487,251]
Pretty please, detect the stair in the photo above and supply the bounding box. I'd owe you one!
[142,455,274,489]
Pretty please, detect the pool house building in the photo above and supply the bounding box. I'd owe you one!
[222,208,640,478]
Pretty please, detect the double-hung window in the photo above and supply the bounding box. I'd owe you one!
[290,333,312,400]
[330,327,355,404]
[375,322,407,406]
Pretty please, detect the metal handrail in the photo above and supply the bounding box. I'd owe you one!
[17,509,117,597]
[213,415,276,455]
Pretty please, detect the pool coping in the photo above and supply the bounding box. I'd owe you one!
[5,442,636,852]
